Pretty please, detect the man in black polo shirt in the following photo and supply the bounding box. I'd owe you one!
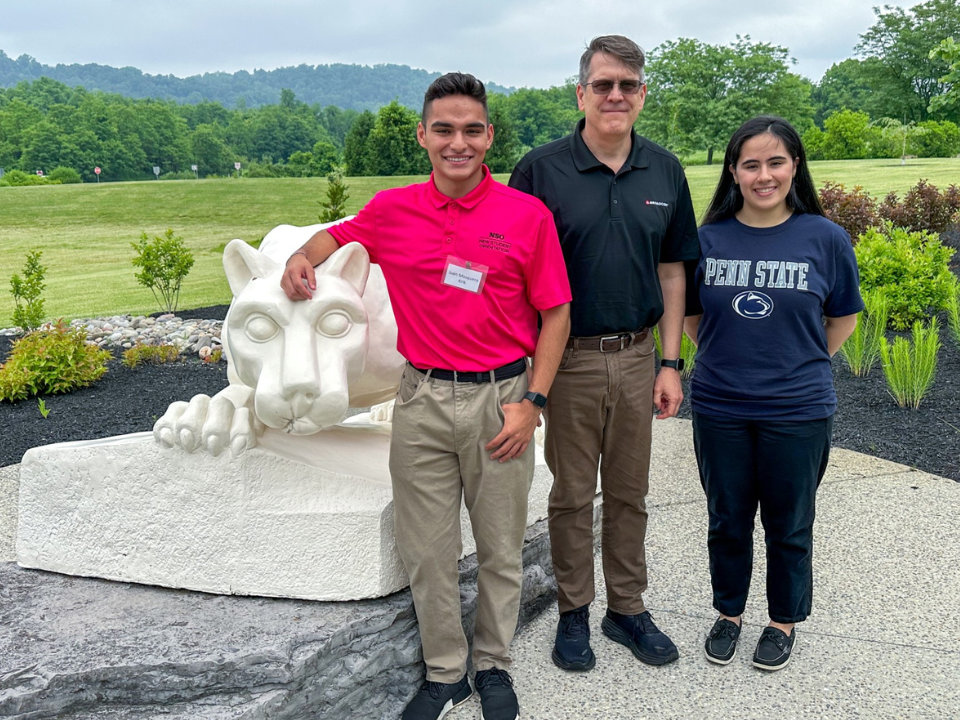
[509,34,699,671]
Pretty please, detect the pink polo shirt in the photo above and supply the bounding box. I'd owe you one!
[328,168,571,371]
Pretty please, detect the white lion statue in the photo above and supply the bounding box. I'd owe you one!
[153,221,405,456]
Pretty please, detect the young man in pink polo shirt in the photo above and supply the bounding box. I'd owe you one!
[281,73,571,720]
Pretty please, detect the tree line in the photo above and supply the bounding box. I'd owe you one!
[1,0,958,183]
[0,81,361,182]
[0,53,512,112]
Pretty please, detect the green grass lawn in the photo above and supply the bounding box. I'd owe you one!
[682,157,960,220]
[1,157,958,323]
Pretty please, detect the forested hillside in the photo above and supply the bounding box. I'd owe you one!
[0,51,513,111]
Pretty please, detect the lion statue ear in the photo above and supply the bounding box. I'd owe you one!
[319,242,371,295]
[223,239,280,296]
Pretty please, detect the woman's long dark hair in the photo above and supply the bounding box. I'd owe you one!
[701,115,824,226]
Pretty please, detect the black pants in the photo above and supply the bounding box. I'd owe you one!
[692,412,834,624]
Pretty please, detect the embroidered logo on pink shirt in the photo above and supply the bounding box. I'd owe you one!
[479,231,512,253]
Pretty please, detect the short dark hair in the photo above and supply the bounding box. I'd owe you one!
[702,115,824,226]
[422,72,488,123]
[579,35,646,85]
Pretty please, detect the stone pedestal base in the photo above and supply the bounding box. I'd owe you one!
[16,422,553,601]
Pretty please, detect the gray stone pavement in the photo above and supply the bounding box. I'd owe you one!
[453,418,960,720]
[1,418,958,719]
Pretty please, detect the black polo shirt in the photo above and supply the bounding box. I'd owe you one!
[510,119,700,336]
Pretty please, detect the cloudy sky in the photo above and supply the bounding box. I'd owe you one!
[1,0,883,88]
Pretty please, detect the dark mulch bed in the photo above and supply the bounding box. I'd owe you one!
[0,306,231,468]
[829,338,959,481]
[2,304,959,482]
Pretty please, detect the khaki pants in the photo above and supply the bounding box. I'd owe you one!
[389,365,534,683]
[544,333,656,615]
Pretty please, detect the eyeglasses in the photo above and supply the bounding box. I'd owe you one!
[583,79,644,95]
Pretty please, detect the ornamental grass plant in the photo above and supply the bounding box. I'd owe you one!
[879,317,941,409]
[946,277,960,347]
[838,290,889,376]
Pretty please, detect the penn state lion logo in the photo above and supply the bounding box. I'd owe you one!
[153,221,405,455]
[732,290,774,319]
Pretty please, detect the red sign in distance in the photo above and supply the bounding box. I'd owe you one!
[94,167,101,175]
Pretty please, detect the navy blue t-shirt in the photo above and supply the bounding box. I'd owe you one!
[690,213,864,420]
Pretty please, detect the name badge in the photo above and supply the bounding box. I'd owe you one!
[442,256,489,294]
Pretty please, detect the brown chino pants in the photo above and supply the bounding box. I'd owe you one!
[544,333,656,615]
[389,365,534,683]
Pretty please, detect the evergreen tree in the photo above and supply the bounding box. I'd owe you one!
[343,110,375,176]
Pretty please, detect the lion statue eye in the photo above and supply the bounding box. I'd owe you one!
[244,314,280,342]
[317,310,353,338]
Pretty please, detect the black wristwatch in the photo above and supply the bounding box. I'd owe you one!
[523,391,548,409]
[660,358,685,371]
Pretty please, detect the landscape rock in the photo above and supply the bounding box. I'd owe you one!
[0,509,595,719]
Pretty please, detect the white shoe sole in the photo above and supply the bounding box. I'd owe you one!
[705,645,737,665]
[430,688,473,719]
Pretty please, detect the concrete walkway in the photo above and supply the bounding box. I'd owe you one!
[1,418,958,719]
[456,418,960,720]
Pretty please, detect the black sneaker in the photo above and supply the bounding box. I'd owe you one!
[752,626,797,671]
[401,674,472,720]
[475,668,519,720]
[704,617,741,665]
[552,604,596,671]
[601,610,679,666]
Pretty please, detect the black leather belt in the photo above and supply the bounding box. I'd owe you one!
[412,358,527,383]
[566,328,648,353]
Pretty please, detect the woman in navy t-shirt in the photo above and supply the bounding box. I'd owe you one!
[684,116,863,672]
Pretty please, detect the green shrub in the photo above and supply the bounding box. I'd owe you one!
[47,166,83,184]
[122,343,181,368]
[821,110,870,160]
[913,120,960,158]
[879,318,940,409]
[243,160,287,178]
[319,166,350,223]
[855,223,955,330]
[131,229,195,313]
[802,126,826,161]
[838,290,888,376]
[878,179,960,235]
[0,321,111,402]
[0,169,57,187]
[160,170,197,181]
[9,251,46,331]
[818,182,878,242]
